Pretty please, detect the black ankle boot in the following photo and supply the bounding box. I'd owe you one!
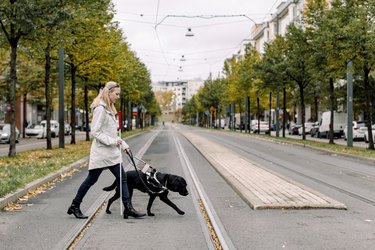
[124,202,145,219]
[67,200,88,219]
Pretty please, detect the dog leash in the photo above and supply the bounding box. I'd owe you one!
[125,149,168,195]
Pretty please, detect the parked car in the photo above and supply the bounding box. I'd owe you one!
[25,124,45,138]
[289,124,302,135]
[40,120,59,137]
[361,124,375,143]
[344,121,366,141]
[252,121,270,134]
[298,122,315,136]
[64,123,71,135]
[0,123,20,143]
[310,121,320,137]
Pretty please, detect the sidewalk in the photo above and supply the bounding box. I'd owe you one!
[181,131,347,210]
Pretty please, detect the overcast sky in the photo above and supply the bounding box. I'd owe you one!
[112,0,282,83]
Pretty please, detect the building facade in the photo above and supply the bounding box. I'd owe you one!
[152,80,204,114]
[250,0,307,124]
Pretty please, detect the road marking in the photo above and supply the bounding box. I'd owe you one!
[174,133,235,250]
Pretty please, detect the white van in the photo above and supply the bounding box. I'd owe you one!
[40,120,59,138]
[318,111,347,138]
[214,118,226,129]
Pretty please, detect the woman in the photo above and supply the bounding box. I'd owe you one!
[67,81,145,219]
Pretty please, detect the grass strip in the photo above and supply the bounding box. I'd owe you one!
[0,129,145,198]
[0,140,91,198]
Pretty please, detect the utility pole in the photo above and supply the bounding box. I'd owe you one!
[275,14,280,137]
[346,61,353,147]
[58,47,65,148]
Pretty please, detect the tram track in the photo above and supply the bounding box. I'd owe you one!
[57,128,231,249]
[203,131,375,207]
[174,132,234,250]
[54,131,161,249]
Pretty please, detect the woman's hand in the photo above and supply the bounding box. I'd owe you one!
[116,138,123,145]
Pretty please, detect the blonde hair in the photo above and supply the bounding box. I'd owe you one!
[90,81,120,115]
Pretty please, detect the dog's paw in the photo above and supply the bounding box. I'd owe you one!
[147,212,155,216]
[106,210,112,214]
[178,210,185,215]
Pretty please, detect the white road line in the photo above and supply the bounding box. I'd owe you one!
[173,133,235,250]
[54,131,160,249]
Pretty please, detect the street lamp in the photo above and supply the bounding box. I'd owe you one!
[185,28,194,37]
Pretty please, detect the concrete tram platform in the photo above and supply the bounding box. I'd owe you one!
[181,131,347,210]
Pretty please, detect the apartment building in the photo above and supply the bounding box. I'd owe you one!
[250,0,307,124]
[153,80,204,114]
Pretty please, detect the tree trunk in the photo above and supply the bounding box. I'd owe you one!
[23,93,27,138]
[84,83,90,141]
[8,43,17,157]
[120,97,124,132]
[70,64,77,144]
[299,83,306,140]
[44,45,52,150]
[282,87,286,138]
[128,100,132,131]
[329,78,335,144]
[257,97,260,134]
[269,92,272,135]
[364,64,374,149]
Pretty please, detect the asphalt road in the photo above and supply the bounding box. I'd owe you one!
[0,128,369,158]
[184,126,375,249]
[0,132,89,157]
[1,125,374,249]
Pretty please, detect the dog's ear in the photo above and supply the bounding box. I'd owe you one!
[167,176,180,188]
[168,176,177,186]
[169,176,186,188]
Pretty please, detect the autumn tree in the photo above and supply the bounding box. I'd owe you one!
[0,0,67,156]
[63,0,113,144]
[284,24,316,140]
[198,78,226,126]
[155,90,174,113]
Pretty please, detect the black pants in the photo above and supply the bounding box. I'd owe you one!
[73,163,130,204]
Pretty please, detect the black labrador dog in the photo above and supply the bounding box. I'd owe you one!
[103,169,189,216]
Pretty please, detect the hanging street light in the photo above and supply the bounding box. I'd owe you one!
[185,27,194,37]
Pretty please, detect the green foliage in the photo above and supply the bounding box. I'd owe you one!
[255,36,288,90]
[198,78,226,109]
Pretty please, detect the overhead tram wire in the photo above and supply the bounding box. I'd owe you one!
[154,0,161,25]
[154,14,258,29]
[261,0,282,23]
[153,0,172,81]
[115,17,255,29]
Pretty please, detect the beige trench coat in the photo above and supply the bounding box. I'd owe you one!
[88,101,129,170]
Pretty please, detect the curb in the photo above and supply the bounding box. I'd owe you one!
[0,156,89,210]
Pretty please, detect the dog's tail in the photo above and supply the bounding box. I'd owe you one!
[103,179,117,192]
